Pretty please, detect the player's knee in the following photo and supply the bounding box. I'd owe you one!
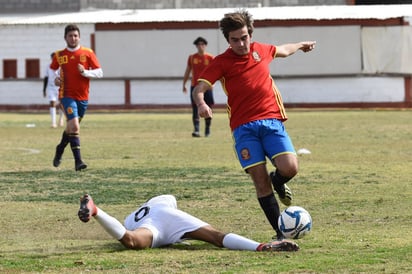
[282,167,298,178]
[120,232,151,250]
[275,158,298,178]
[121,238,146,250]
[286,164,298,177]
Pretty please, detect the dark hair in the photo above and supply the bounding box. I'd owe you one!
[193,37,208,45]
[64,24,80,37]
[219,10,254,42]
[50,52,55,58]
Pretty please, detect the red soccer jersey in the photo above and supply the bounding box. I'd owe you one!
[198,42,287,131]
[50,46,101,101]
[187,52,214,86]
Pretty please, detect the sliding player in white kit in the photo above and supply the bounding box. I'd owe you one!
[78,194,299,252]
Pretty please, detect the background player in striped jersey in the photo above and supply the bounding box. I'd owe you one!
[193,10,316,241]
[51,24,103,171]
[182,37,215,137]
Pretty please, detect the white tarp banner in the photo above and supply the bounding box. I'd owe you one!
[362,26,412,74]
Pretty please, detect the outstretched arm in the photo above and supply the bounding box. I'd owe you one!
[275,41,316,58]
[182,65,191,94]
[43,77,48,97]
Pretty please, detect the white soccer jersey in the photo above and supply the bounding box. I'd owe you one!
[123,195,208,248]
[45,66,59,101]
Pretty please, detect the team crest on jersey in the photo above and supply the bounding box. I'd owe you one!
[80,55,87,63]
[240,148,251,160]
[252,51,261,62]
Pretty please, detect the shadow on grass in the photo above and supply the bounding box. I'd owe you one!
[0,167,248,204]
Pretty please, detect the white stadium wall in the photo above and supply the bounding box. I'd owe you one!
[1,6,412,110]
[95,28,227,78]
[0,23,95,80]
[95,26,363,77]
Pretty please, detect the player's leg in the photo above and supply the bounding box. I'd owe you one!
[48,89,59,128]
[53,130,69,167]
[264,118,298,206]
[233,122,283,240]
[192,105,200,137]
[205,117,211,137]
[182,225,224,247]
[203,90,214,137]
[49,100,57,128]
[247,164,284,240]
[183,225,259,250]
[270,154,297,206]
[69,100,87,171]
[78,194,152,249]
[184,225,299,252]
[78,194,125,240]
[57,101,64,127]
[53,98,73,167]
[190,87,200,137]
[53,98,86,170]
[120,228,153,249]
[64,115,83,170]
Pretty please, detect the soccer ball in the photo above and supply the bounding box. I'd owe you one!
[278,206,312,239]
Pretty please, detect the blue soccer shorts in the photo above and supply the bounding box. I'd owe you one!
[232,119,296,170]
[60,98,88,121]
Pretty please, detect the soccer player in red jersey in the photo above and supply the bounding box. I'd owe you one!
[193,10,316,241]
[183,37,215,137]
[51,24,103,171]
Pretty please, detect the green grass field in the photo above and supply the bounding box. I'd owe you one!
[0,110,411,273]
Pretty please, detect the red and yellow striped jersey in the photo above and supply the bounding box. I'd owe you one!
[50,46,101,101]
[187,52,214,86]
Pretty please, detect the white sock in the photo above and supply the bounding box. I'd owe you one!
[222,233,260,251]
[58,109,64,124]
[50,107,56,125]
[94,207,127,240]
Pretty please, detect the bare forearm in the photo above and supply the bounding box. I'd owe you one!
[276,41,316,57]
[285,43,302,55]
[192,86,205,106]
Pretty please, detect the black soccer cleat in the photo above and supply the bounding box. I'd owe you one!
[53,145,63,167]
[270,172,293,206]
[75,161,87,171]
